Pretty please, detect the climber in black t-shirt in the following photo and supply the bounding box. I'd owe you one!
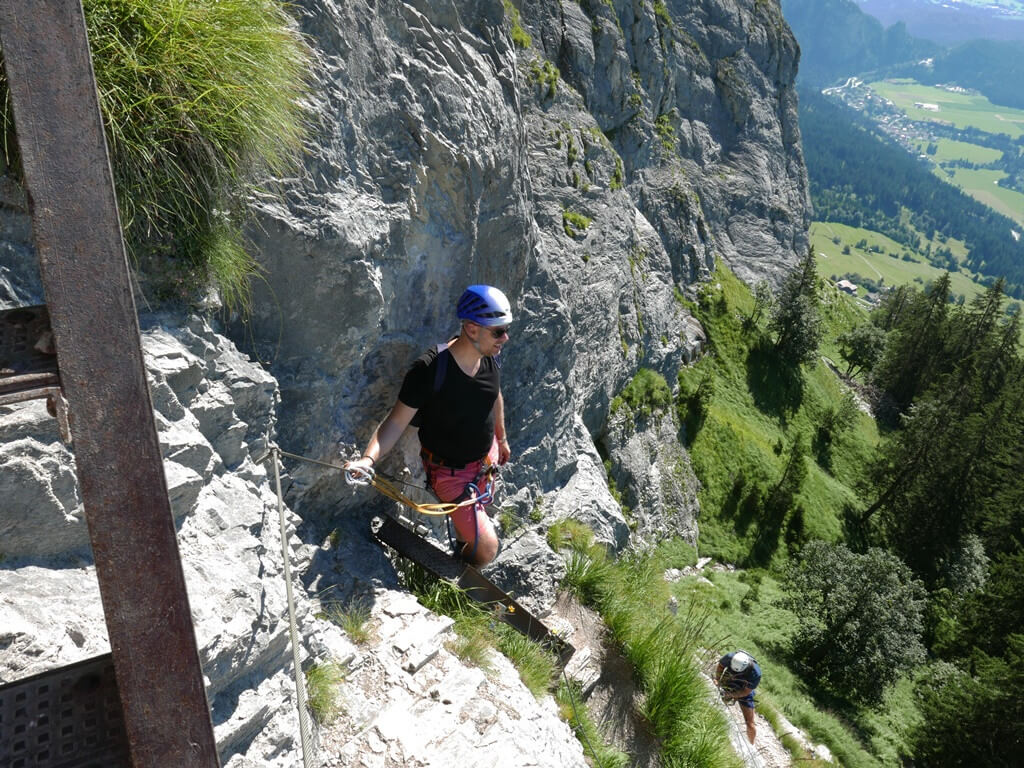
[344,285,513,565]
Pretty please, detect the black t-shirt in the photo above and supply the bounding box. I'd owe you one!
[398,345,500,465]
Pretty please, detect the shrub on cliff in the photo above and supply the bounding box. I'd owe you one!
[1,0,309,312]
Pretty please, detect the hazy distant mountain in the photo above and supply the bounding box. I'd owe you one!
[893,38,1024,110]
[855,0,1024,44]
[782,0,939,86]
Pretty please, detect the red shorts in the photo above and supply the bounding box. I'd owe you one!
[422,438,498,547]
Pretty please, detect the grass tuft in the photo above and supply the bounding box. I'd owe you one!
[323,599,373,645]
[2,0,310,313]
[305,661,346,725]
[556,678,631,768]
[496,626,556,696]
[547,518,595,552]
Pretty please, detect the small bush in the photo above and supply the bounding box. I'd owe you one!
[498,506,523,533]
[563,209,592,238]
[610,155,625,190]
[562,547,613,605]
[528,58,559,99]
[448,614,495,671]
[655,113,676,151]
[502,0,532,48]
[306,662,346,725]
[611,368,672,418]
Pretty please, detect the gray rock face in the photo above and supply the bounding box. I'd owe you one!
[234,0,805,592]
[603,407,701,546]
[318,590,589,768]
[0,317,348,767]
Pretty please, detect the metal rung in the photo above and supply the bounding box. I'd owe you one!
[0,305,59,380]
[0,654,131,768]
[371,515,575,665]
[0,305,70,441]
[371,515,464,581]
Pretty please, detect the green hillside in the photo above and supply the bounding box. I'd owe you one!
[658,256,1024,766]
[680,264,876,567]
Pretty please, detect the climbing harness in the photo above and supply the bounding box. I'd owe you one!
[421,453,499,561]
[275,446,501,561]
[275,447,496,518]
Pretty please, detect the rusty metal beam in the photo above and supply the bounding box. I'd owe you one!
[0,3,220,767]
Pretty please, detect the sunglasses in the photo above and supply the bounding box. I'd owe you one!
[487,326,509,339]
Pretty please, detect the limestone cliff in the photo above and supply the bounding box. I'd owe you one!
[240,0,807,574]
[0,1,807,765]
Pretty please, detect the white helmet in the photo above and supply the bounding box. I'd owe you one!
[730,651,753,673]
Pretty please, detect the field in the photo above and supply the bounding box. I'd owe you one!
[870,79,1024,138]
[914,137,1002,165]
[939,167,1024,226]
[809,221,986,302]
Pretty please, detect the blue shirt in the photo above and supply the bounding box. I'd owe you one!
[719,652,761,709]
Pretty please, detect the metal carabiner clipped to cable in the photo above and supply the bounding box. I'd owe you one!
[344,462,375,487]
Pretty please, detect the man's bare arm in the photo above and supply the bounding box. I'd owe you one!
[347,401,418,469]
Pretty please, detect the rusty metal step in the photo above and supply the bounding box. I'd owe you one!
[0,305,60,403]
[371,515,575,666]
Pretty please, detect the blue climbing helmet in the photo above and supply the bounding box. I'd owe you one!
[456,285,513,327]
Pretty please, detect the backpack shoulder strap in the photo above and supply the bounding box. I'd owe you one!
[432,342,449,395]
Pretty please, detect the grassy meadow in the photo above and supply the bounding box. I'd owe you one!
[809,221,985,302]
[939,167,1024,226]
[909,138,1024,226]
[918,137,1003,165]
[869,79,1024,138]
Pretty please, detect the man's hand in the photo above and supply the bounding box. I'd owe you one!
[497,437,511,465]
[343,456,375,486]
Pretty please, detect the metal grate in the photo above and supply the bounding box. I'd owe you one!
[0,654,130,768]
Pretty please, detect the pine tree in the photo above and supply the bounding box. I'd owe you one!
[870,272,951,412]
[769,249,823,366]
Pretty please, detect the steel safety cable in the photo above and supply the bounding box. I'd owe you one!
[266,448,315,768]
